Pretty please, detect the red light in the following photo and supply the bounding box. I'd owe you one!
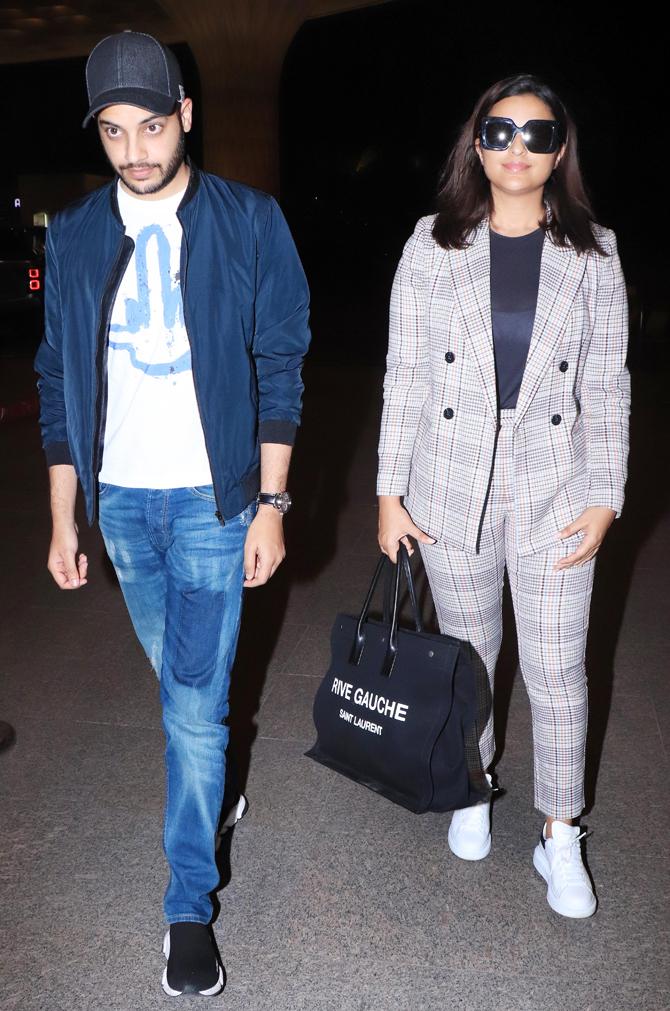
[29,268,40,278]
[29,279,41,290]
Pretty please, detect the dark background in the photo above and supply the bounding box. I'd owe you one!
[0,41,202,209]
[0,0,666,365]
[280,1,664,363]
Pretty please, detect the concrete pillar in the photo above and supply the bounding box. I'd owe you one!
[158,0,387,194]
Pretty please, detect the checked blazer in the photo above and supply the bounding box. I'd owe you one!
[377,210,631,556]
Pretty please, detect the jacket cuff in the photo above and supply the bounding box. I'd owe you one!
[45,441,73,466]
[377,473,410,497]
[586,477,624,519]
[587,501,622,519]
[259,419,297,445]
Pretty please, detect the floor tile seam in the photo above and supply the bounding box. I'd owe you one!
[18,609,134,623]
[71,715,163,731]
[618,610,670,633]
[216,942,666,974]
[256,670,322,713]
[245,737,313,755]
[650,701,669,762]
[0,714,163,730]
[606,685,664,697]
[209,953,670,985]
[278,669,323,678]
[262,671,324,682]
[622,570,670,586]
[254,667,291,714]
[274,623,313,674]
[15,595,129,607]
[255,732,314,744]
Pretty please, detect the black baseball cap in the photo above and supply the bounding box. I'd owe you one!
[83,30,184,128]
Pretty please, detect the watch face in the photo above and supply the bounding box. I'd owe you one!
[276,491,292,514]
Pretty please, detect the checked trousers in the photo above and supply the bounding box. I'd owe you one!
[418,409,596,819]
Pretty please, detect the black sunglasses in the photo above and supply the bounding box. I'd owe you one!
[479,116,563,154]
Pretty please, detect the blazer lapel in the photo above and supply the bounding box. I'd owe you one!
[448,218,498,423]
[448,205,588,427]
[512,231,587,427]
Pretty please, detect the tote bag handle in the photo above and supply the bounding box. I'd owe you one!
[350,543,423,676]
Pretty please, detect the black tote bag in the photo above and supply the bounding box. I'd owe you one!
[305,545,489,814]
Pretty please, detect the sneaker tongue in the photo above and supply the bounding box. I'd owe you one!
[170,923,217,978]
[550,821,579,842]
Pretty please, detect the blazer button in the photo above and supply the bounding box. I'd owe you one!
[443,408,454,419]
[445,351,455,363]
[559,361,569,372]
[551,414,562,425]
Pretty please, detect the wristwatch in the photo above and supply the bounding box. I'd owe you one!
[256,491,292,514]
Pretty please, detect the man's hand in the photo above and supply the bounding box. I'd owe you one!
[554,506,616,572]
[246,441,292,587]
[378,495,436,563]
[243,507,286,587]
[48,522,88,589]
[47,464,87,589]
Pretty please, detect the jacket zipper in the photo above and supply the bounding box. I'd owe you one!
[92,235,134,521]
[178,216,226,525]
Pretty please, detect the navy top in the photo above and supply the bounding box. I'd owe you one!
[489,225,544,409]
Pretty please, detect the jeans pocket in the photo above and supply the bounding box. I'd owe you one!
[188,484,217,502]
[98,481,112,499]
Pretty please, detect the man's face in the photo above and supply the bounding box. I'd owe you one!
[97,99,193,199]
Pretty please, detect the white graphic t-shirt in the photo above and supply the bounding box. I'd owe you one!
[98,181,213,488]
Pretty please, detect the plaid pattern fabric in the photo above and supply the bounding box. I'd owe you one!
[419,411,595,819]
[377,213,631,556]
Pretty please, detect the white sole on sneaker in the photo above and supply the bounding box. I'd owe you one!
[533,844,597,918]
[220,793,249,833]
[447,824,491,861]
[161,928,224,997]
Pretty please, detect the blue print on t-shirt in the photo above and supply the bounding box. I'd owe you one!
[109,224,190,376]
[105,343,192,377]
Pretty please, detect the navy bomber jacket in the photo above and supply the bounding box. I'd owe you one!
[34,160,312,524]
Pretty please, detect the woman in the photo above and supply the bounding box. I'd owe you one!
[377,73,630,919]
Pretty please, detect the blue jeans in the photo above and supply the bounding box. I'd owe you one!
[98,483,255,924]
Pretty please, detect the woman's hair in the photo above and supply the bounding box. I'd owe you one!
[432,73,608,256]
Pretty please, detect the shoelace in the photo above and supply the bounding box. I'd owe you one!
[457,800,490,830]
[551,830,590,888]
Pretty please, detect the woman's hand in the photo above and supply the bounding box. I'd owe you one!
[554,506,616,572]
[378,496,437,562]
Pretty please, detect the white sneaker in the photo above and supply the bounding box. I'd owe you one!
[220,793,248,833]
[533,821,597,918]
[447,774,493,861]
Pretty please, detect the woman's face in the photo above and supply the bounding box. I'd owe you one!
[474,93,565,200]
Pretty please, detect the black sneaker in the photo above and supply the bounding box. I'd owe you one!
[161,923,225,997]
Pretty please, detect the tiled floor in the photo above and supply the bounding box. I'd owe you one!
[1,362,668,1010]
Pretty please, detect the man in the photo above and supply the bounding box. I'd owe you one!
[34,31,311,997]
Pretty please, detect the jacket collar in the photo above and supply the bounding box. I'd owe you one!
[444,198,587,426]
[108,155,201,228]
[178,156,201,216]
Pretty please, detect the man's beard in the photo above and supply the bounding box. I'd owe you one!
[116,126,186,196]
